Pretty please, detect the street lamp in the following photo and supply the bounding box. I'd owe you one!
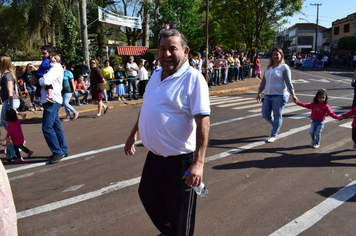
[299,18,310,23]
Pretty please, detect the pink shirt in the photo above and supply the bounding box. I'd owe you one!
[297,102,338,121]
[341,106,356,128]
[6,119,25,145]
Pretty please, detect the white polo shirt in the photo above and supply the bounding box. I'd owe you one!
[138,61,210,157]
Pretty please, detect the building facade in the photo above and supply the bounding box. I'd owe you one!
[331,12,356,49]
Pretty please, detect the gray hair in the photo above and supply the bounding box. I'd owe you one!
[158,29,188,49]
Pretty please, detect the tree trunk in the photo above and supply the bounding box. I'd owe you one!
[80,0,89,65]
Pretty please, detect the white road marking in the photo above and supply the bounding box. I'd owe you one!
[248,102,295,113]
[340,121,352,128]
[269,180,356,236]
[298,93,353,101]
[16,116,344,220]
[17,177,141,220]
[217,99,256,107]
[211,97,253,105]
[232,103,262,110]
[292,79,310,83]
[63,184,85,192]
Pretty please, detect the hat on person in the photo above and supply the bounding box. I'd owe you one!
[129,56,134,60]
[118,65,123,69]
[197,53,201,57]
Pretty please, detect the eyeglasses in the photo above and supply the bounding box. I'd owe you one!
[90,62,96,64]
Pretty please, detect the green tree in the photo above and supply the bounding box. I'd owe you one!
[338,36,356,54]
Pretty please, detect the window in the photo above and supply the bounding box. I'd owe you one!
[334,26,339,35]
[344,24,350,33]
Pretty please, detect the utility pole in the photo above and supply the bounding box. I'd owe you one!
[311,3,322,53]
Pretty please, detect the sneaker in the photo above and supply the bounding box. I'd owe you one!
[46,96,56,103]
[73,111,79,120]
[62,117,71,122]
[118,98,121,101]
[313,144,320,149]
[310,141,315,147]
[48,154,64,164]
[353,144,356,150]
[82,101,87,104]
[27,150,34,158]
[14,157,24,163]
[267,137,276,143]
[104,106,109,114]
[122,97,126,101]
[93,114,101,118]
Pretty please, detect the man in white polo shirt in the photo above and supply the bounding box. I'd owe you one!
[126,56,139,100]
[124,29,210,236]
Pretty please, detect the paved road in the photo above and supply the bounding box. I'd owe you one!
[3,59,356,235]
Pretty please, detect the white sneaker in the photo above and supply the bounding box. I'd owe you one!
[118,98,121,101]
[267,137,276,143]
[122,98,126,100]
[313,144,320,149]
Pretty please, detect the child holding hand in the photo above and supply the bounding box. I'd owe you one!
[5,109,33,163]
[296,89,339,148]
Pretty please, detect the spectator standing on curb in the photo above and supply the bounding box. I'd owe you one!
[80,59,90,85]
[61,62,79,121]
[138,59,148,97]
[114,65,127,101]
[38,45,68,164]
[234,53,241,81]
[126,56,139,100]
[22,63,37,105]
[102,60,115,100]
[124,29,210,236]
[256,48,298,143]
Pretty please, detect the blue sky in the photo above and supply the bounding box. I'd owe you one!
[282,0,356,29]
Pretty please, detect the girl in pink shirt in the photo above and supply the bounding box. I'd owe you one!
[5,109,33,163]
[296,89,339,148]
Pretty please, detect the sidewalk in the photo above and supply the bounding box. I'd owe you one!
[23,77,262,120]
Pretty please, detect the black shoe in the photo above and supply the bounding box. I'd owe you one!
[48,154,64,164]
[64,153,69,157]
[128,97,132,101]
[104,106,109,114]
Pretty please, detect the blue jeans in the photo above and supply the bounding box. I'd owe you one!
[103,89,108,101]
[62,93,77,118]
[234,67,239,81]
[26,84,36,103]
[1,99,20,130]
[310,120,324,145]
[262,95,289,137]
[42,102,68,156]
[213,69,220,85]
[127,78,137,98]
[75,90,90,104]
[222,69,228,84]
[240,66,245,80]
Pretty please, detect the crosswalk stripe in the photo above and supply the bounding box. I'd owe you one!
[232,103,262,110]
[340,121,352,128]
[247,102,295,113]
[216,98,255,107]
[209,96,240,102]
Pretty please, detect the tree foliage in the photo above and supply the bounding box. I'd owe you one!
[337,36,356,53]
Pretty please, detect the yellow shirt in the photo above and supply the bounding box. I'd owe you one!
[228,57,235,66]
[102,66,114,80]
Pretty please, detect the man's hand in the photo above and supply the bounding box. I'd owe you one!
[183,163,204,187]
[124,134,137,155]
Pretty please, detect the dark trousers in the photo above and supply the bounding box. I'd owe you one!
[138,151,197,236]
[139,80,148,97]
[352,127,356,144]
[13,144,30,159]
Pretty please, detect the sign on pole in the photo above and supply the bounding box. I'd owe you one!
[98,7,142,29]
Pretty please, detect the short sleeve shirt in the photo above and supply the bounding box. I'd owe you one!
[102,66,114,80]
[0,72,19,101]
[126,62,138,77]
[138,61,210,157]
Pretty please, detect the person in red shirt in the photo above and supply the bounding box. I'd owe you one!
[74,75,90,105]
[295,89,339,149]
[5,109,34,163]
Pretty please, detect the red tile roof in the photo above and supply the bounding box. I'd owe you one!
[116,46,149,56]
